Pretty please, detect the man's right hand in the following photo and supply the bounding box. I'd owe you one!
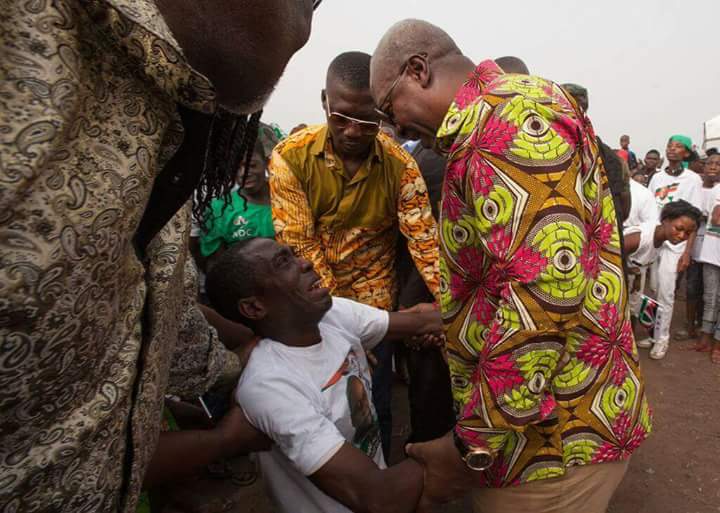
[406,432,476,508]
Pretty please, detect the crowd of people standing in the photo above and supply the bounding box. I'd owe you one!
[2,3,719,513]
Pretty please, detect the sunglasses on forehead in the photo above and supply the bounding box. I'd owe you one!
[324,96,381,135]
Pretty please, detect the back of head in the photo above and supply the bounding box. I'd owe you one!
[370,19,461,93]
[206,240,261,325]
[327,51,372,90]
[495,56,529,74]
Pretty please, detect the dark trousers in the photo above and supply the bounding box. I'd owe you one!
[406,348,456,443]
[371,340,394,459]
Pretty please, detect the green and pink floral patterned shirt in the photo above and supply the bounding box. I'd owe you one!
[437,60,652,487]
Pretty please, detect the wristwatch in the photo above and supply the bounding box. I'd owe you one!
[453,430,494,471]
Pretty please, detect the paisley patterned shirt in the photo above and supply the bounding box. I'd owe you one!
[438,61,652,487]
[270,125,439,310]
[0,1,237,511]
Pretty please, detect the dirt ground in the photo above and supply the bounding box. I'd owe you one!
[166,299,720,513]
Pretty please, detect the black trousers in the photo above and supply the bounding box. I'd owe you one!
[405,347,456,443]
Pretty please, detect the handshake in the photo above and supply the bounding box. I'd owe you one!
[396,302,446,351]
[405,431,479,512]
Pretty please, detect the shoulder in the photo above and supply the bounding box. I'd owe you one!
[273,125,326,159]
[376,131,416,170]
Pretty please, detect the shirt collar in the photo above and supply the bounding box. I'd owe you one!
[434,60,505,155]
[310,125,385,169]
[102,0,217,113]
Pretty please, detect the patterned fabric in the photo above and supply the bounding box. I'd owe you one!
[438,61,651,487]
[0,2,238,512]
[270,125,439,310]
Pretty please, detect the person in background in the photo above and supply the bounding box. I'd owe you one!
[624,174,660,348]
[620,134,639,170]
[694,153,720,363]
[395,143,456,443]
[641,149,663,183]
[370,19,650,513]
[494,55,530,74]
[632,169,649,186]
[199,137,275,260]
[206,239,444,513]
[647,135,704,359]
[270,51,439,458]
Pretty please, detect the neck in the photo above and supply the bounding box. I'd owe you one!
[666,161,684,175]
[259,318,322,347]
[243,187,270,204]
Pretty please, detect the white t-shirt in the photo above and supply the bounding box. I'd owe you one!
[648,168,703,253]
[625,179,659,230]
[236,297,389,513]
[625,223,658,267]
[698,184,720,266]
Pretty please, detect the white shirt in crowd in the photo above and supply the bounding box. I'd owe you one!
[698,184,720,267]
[648,167,703,253]
[625,179,659,230]
[236,297,388,513]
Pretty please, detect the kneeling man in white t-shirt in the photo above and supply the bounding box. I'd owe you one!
[207,238,443,513]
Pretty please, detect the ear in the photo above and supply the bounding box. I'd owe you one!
[320,89,327,111]
[237,296,268,322]
[406,54,431,88]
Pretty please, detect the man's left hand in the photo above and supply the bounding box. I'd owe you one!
[405,432,476,507]
[677,252,691,273]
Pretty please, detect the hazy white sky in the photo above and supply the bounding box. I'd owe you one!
[264,0,720,157]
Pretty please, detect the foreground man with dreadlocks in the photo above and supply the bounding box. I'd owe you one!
[0,1,316,512]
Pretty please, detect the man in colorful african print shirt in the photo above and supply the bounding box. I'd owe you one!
[270,52,440,456]
[370,20,651,513]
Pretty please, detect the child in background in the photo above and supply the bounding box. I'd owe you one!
[200,137,275,258]
[695,154,720,363]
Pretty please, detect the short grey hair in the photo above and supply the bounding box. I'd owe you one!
[370,19,461,97]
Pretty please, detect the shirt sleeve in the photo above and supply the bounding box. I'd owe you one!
[330,297,390,351]
[167,257,240,397]
[396,158,441,300]
[269,150,337,291]
[237,371,345,476]
[626,223,657,266]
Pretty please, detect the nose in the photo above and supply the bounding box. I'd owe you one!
[343,122,364,138]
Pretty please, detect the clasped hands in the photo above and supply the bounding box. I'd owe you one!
[400,302,445,350]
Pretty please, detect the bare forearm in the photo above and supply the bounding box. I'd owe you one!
[363,459,424,513]
[199,304,254,350]
[684,230,697,255]
[143,429,225,488]
[386,310,441,340]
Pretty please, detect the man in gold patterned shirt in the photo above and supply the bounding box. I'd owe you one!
[270,51,440,456]
[0,1,314,512]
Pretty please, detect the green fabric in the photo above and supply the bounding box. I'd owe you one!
[669,134,692,152]
[200,193,274,256]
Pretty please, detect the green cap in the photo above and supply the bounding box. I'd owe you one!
[669,134,692,153]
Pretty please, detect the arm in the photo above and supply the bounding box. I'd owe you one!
[386,309,442,341]
[310,443,423,513]
[143,405,270,489]
[712,204,720,226]
[396,160,440,301]
[198,303,255,351]
[269,150,337,291]
[623,230,641,255]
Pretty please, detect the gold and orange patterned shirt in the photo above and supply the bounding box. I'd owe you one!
[270,125,439,310]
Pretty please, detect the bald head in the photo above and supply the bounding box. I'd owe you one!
[369,19,461,101]
[494,56,529,74]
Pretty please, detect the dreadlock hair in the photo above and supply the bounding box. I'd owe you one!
[193,108,263,231]
[660,200,702,227]
[327,51,372,90]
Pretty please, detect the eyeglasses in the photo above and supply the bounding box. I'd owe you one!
[313,0,323,11]
[324,96,381,135]
[374,61,408,126]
